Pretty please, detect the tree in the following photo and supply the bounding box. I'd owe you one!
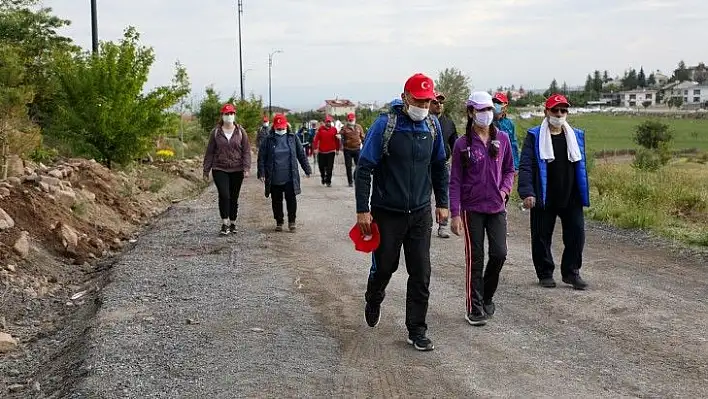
[667,97,683,109]
[622,68,638,90]
[0,2,78,124]
[196,86,222,133]
[673,60,690,82]
[694,62,708,84]
[592,70,603,94]
[233,95,264,141]
[544,79,559,97]
[561,81,569,95]
[647,73,657,87]
[634,120,672,150]
[0,44,37,178]
[602,70,610,83]
[46,27,189,168]
[642,100,652,109]
[434,67,471,120]
[637,67,647,88]
[584,74,594,94]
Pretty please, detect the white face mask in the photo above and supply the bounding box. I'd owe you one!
[407,104,429,122]
[263,122,269,127]
[548,116,566,127]
[473,110,494,127]
[275,129,287,136]
[348,121,356,126]
[223,114,235,124]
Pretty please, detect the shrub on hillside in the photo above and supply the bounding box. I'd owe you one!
[634,120,672,150]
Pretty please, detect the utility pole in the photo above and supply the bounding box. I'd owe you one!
[268,50,283,117]
[90,0,99,54]
[237,0,245,101]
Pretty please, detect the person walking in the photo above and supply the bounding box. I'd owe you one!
[517,94,590,290]
[256,115,270,151]
[449,92,516,326]
[356,73,449,352]
[430,92,459,238]
[257,114,312,232]
[202,103,251,235]
[340,112,365,187]
[492,92,520,172]
[313,115,340,187]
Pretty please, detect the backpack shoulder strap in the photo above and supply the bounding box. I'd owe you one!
[425,116,438,140]
[382,112,397,156]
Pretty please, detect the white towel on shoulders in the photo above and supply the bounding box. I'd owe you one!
[538,118,582,163]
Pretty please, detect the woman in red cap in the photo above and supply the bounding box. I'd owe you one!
[313,115,340,187]
[203,103,252,235]
[257,113,312,231]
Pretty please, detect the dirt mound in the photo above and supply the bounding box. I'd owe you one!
[0,156,206,397]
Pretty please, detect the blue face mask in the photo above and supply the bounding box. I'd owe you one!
[493,103,504,115]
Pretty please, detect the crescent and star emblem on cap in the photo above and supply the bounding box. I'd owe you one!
[421,81,430,90]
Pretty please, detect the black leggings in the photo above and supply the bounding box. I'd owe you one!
[212,170,244,221]
[317,152,336,184]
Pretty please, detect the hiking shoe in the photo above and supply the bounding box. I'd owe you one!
[220,224,229,235]
[437,225,451,239]
[288,222,296,232]
[465,313,488,326]
[364,302,381,327]
[275,223,284,232]
[539,278,557,288]
[348,182,353,188]
[229,224,237,234]
[483,301,496,317]
[326,183,332,187]
[562,276,588,290]
[407,335,434,352]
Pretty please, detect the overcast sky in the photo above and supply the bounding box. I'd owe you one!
[43,0,706,111]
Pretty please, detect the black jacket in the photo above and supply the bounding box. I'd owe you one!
[437,114,458,160]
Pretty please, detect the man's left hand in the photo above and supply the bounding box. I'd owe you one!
[435,208,449,224]
[244,170,250,178]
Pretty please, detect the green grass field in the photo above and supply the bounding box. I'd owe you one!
[512,114,708,153]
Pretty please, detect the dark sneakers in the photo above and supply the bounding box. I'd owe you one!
[483,301,496,317]
[288,222,296,232]
[229,224,237,234]
[407,336,434,351]
[539,278,557,288]
[275,223,284,232]
[465,313,488,326]
[220,224,229,235]
[563,276,589,290]
[364,302,381,327]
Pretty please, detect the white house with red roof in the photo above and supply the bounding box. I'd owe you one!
[318,99,357,117]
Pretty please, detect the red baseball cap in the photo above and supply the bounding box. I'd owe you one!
[346,113,355,121]
[404,73,436,100]
[493,92,509,104]
[221,104,236,114]
[325,115,333,122]
[273,114,288,130]
[262,115,269,122]
[545,94,570,109]
[435,92,446,101]
[349,222,381,253]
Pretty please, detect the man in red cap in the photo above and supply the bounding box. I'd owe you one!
[339,112,365,187]
[256,115,270,152]
[356,73,449,352]
[429,91,458,238]
[313,115,340,186]
[518,94,590,290]
[492,92,520,172]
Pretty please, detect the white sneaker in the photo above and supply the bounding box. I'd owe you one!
[438,225,450,239]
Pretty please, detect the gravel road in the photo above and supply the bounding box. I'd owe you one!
[71,161,708,398]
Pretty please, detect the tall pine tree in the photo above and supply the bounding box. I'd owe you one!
[638,67,647,88]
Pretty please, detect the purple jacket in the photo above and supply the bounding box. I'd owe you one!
[449,130,516,217]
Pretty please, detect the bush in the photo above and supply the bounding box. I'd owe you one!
[634,120,672,150]
[632,148,663,171]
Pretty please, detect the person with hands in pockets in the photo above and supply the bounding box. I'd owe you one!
[449,91,516,326]
[355,73,449,352]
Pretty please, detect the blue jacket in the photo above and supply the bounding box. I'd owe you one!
[493,117,519,170]
[257,131,312,197]
[355,102,449,213]
[517,125,590,208]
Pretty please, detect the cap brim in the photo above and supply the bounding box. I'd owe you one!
[409,90,436,100]
[468,102,494,110]
[435,94,446,101]
[547,101,570,108]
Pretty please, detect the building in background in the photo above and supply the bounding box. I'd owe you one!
[318,99,357,117]
[619,89,658,107]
